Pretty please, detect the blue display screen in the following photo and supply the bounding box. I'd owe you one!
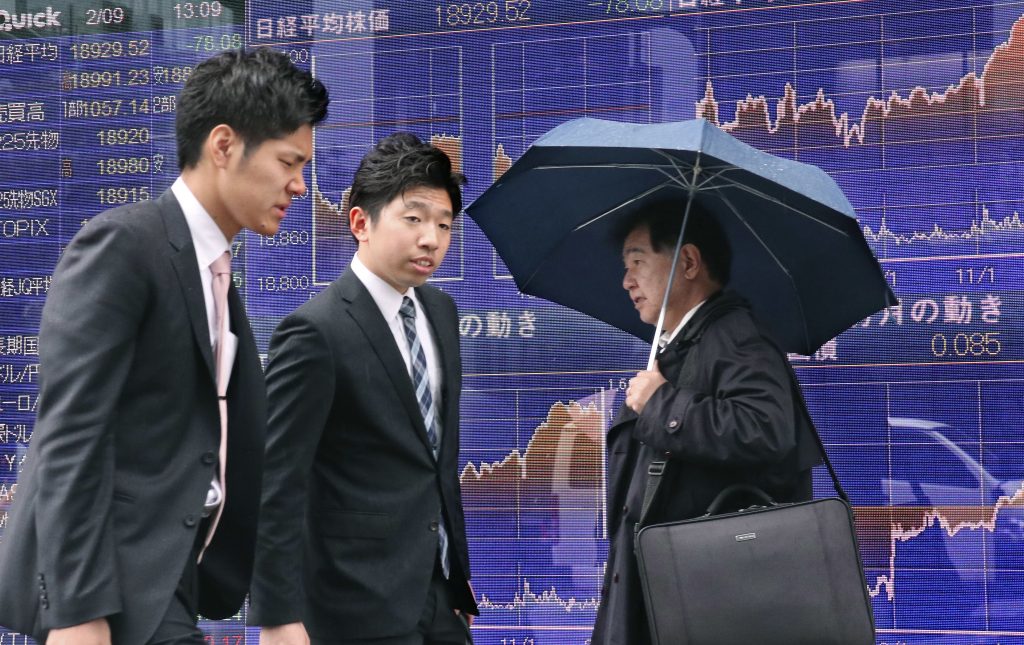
[1,1,1022,643]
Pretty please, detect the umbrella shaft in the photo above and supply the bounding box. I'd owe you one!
[648,188,697,370]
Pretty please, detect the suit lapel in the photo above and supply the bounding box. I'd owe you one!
[339,271,436,457]
[417,287,459,432]
[161,190,216,383]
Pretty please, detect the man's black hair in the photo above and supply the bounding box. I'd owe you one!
[619,199,732,285]
[176,48,329,169]
[349,132,467,222]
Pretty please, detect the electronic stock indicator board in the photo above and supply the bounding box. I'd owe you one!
[1,1,1023,643]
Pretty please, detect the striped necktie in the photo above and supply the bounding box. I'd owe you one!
[399,296,449,578]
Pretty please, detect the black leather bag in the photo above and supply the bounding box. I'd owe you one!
[634,411,875,644]
[631,328,877,644]
[635,480,874,644]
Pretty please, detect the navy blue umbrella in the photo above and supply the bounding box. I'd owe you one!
[467,117,897,359]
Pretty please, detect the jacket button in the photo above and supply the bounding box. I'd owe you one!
[40,598,49,609]
[613,573,620,583]
[183,514,198,528]
[622,505,629,515]
[668,420,679,428]
[201,451,216,465]
[429,520,439,532]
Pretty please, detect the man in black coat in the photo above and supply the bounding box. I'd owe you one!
[250,133,477,645]
[591,203,822,645]
[0,49,328,644]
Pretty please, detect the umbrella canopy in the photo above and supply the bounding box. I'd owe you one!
[467,117,897,357]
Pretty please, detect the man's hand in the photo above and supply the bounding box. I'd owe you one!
[455,580,477,626]
[626,367,667,415]
[46,618,111,645]
[260,622,310,645]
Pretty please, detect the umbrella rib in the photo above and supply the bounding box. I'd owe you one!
[650,149,697,189]
[651,166,696,191]
[694,166,741,191]
[713,188,812,353]
[532,162,683,171]
[699,175,852,237]
[571,179,679,232]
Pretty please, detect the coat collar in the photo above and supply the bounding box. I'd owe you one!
[338,270,448,458]
[161,189,216,382]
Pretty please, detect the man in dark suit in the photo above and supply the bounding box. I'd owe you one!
[591,203,821,644]
[0,49,328,644]
[250,133,477,645]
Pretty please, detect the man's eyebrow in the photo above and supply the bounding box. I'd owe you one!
[403,198,453,218]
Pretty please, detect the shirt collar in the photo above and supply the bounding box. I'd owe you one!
[659,299,707,349]
[172,177,231,268]
[351,253,418,322]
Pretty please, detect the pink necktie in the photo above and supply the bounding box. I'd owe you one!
[201,251,231,558]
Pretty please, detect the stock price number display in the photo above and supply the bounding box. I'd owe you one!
[69,39,151,60]
[588,0,670,14]
[930,331,1003,359]
[436,1,533,27]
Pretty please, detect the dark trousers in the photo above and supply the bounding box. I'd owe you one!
[146,524,207,644]
[311,562,472,645]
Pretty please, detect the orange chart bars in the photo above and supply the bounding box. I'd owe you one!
[493,144,513,182]
[696,15,1024,155]
[460,400,605,510]
[855,484,1024,602]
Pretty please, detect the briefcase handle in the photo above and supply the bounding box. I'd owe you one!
[704,484,776,516]
[637,333,853,534]
[637,378,850,532]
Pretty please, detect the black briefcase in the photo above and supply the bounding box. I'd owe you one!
[635,480,875,644]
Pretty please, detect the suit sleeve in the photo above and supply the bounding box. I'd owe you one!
[32,218,148,629]
[248,313,336,626]
[631,320,797,466]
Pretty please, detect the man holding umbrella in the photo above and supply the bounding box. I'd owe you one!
[466,116,894,644]
[591,200,821,645]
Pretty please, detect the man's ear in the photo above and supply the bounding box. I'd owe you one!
[206,124,239,169]
[350,206,371,242]
[680,243,702,279]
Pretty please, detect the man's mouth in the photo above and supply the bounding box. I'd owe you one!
[412,258,435,273]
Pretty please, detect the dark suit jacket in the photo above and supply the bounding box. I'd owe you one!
[248,268,476,640]
[0,190,266,642]
[591,291,820,645]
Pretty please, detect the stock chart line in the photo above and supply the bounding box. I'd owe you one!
[696,11,1023,153]
[695,6,1024,263]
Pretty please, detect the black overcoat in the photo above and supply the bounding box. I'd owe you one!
[591,291,821,645]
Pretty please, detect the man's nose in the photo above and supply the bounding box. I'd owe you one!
[622,270,635,290]
[289,173,307,197]
[419,226,439,249]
